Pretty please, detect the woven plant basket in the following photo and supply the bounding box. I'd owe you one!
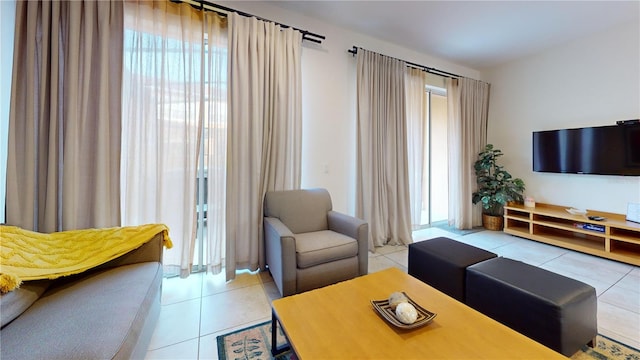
[482,214,504,231]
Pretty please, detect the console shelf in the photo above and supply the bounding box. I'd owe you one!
[504,203,640,266]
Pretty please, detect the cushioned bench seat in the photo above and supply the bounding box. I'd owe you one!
[466,257,597,356]
[408,237,497,302]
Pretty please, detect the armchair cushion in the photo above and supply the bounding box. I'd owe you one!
[295,231,358,269]
[264,189,332,233]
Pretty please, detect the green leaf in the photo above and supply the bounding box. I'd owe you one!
[472,144,525,215]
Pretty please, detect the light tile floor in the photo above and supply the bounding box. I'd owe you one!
[145,228,640,359]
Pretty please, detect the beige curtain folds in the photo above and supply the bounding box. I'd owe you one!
[226,13,302,281]
[121,1,227,277]
[447,77,490,229]
[356,49,413,250]
[7,0,123,232]
[405,68,428,229]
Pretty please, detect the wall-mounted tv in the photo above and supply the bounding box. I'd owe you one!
[532,122,640,176]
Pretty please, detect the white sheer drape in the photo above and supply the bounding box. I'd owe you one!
[121,1,227,277]
[226,13,302,280]
[7,0,123,232]
[405,68,428,229]
[201,10,228,276]
[447,77,490,229]
[356,49,413,250]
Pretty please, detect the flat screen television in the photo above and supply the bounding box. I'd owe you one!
[532,122,640,176]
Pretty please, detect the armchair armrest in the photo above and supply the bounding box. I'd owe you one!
[264,217,297,296]
[328,211,369,276]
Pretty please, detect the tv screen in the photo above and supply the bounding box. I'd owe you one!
[533,123,640,176]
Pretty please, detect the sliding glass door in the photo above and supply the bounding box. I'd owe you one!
[418,88,448,227]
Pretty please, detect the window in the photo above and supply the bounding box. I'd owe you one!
[416,84,448,227]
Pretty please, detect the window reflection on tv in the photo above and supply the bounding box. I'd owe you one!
[533,123,640,176]
[627,126,640,166]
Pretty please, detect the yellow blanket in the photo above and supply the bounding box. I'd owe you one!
[0,224,173,293]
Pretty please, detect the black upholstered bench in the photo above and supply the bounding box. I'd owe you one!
[466,257,597,356]
[408,237,497,302]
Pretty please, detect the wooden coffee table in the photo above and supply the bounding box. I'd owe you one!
[271,267,567,359]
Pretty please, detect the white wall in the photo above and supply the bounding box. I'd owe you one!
[219,1,480,214]
[0,0,16,223]
[484,21,640,214]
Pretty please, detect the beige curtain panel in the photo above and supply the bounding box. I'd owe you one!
[447,77,490,229]
[7,0,123,232]
[226,12,302,281]
[356,49,413,250]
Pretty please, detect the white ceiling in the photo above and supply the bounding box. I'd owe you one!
[268,1,640,69]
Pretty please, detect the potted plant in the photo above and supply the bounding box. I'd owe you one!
[472,144,526,230]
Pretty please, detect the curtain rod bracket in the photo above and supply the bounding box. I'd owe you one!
[348,46,358,56]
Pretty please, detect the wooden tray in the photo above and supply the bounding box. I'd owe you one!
[371,292,437,329]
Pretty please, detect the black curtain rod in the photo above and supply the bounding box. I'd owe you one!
[170,0,326,44]
[348,46,460,79]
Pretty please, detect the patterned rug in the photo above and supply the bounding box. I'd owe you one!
[217,321,639,360]
[572,335,640,360]
[217,321,295,360]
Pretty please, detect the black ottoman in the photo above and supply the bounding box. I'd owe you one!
[408,237,497,302]
[466,257,597,356]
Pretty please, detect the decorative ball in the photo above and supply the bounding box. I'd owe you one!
[395,302,418,324]
[388,292,408,310]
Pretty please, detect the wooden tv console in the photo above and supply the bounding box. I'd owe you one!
[504,203,640,266]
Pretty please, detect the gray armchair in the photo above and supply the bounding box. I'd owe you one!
[264,188,368,297]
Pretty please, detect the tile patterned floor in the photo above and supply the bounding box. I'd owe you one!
[145,228,640,359]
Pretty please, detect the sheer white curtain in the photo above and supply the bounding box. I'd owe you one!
[7,0,123,232]
[226,13,302,280]
[121,1,227,277]
[447,77,490,229]
[201,9,228,276]
[405,68,428,229]
[356,49,413,250]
